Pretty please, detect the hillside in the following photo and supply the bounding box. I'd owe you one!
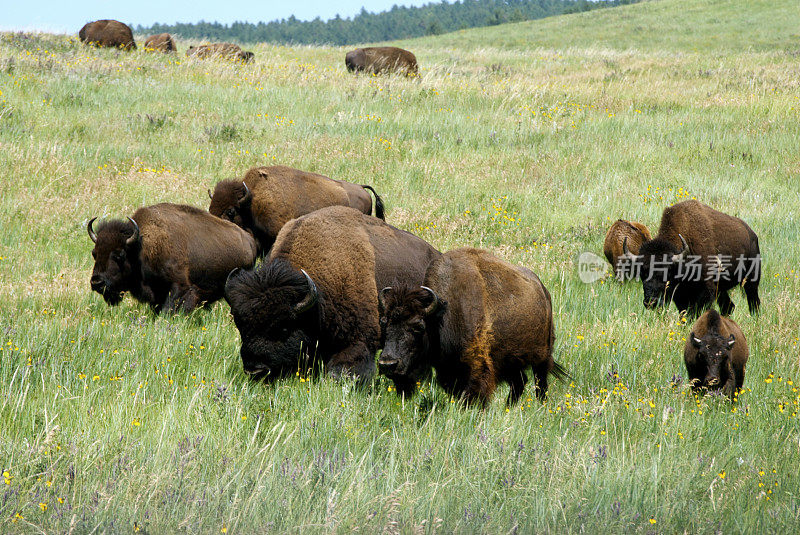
[410,0,800,51]
[1,0,799,532]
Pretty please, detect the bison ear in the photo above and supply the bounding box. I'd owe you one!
[690,332,702,348]
[726,334,735,349]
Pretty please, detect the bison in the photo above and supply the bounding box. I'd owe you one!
[377,248,567,406]
[208,165,386,254]
[144,33,177,53]
[224,206,440,382]
[345,47,418,76]
[684,309,748,399]
[78,20,136,50]
[603,219,651,275]
[88,203,257,313]
[621,200,761,317]
[186,43,254,63]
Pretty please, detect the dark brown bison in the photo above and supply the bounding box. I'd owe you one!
[78,20,136,50]
[684,309,748,399]
[620,200,761,317]
[224,206,440,382]
[345,47,418,76]
[144,33,177,53]
[208,166,385,254]
[186,43,254,63]
[604,219,651,275]
[377,248,567,406]
[88,203,257,313]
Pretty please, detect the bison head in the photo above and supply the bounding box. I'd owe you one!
[224,258,319,380]
[691,330,735,388]
[87,216,141,306]
[377,285,446,394]
[208,180,253,229]
[237,51,254,63]
[624,234,689,309]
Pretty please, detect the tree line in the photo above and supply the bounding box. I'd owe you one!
[135,0,641,46]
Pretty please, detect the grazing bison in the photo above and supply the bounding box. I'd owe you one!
[621,200,761,317]
[144,33,177,53]
[345,47,418,76]
[186,43,254,63]
[377,248,567,406]
[604,219,652,275]
[684,309,748,399]
[88,203,257,313]
[224,206,440,382]
[208,165,386,254]
[78,20,136,50]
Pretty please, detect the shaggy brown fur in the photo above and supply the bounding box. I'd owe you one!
[78,20,136,50]
[208,165,385,254]
[684,309,748,399]
[224,206,440,382]
[186,43,254,63]
[378,248,567,406]
[345,47,418,75]
[88,203,257,313]
[627,199,761,316]
[144,33,177,53]
[603,219,651,271]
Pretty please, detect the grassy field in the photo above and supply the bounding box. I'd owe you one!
[1,0,800,532]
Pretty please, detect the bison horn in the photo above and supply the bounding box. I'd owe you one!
[125,217,140,246]
[621,237,638,260]
[294,269,318,314]
[239,181,253,206]
[87,217,98,243]
[225,268,241,290]
[378,286,392,312]
[420,286,440,316]
[207,188,213,200]
[672,234,689,262]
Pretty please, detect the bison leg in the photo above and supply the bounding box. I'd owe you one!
[532,362,551,402]
[716,290,735,317]
[164,283,201,313]
[327,342,376,383]
[744,280,760,315]
[506,370,528,406]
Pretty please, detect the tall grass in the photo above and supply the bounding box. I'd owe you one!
[1,0,799,531]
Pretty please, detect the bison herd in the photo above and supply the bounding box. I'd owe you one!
[79,18,761,405]
[77,19,418,74]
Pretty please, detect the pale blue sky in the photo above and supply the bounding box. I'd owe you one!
[0,0,433,34]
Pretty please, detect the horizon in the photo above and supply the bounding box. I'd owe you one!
[0,0,432,35]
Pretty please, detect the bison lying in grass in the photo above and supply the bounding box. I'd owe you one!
[684,309,748,399]
[377,247,567,406]
[79,20,136,50]
[224,206,439,382]
[621,200,761,317]
[144,33,177,53]
[88,204,257,313]
[208,165,385,254]
[186,43,253,63]
[345,47,418,76]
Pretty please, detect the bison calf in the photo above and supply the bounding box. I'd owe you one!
[603,219,651,276]
[684,309,748,399]
[88,203,257,313]
[79,20,136,50]
[224,206,440,382]
[209,165,385,254]
[345,47,418,76]
[378,248,567,406]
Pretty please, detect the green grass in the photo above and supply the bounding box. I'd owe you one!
[1,0,800,531]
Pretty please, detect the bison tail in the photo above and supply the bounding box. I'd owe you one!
[361,185,386,220]
[550,361,570,382]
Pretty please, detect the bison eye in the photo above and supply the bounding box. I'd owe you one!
[224,209,236,219]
